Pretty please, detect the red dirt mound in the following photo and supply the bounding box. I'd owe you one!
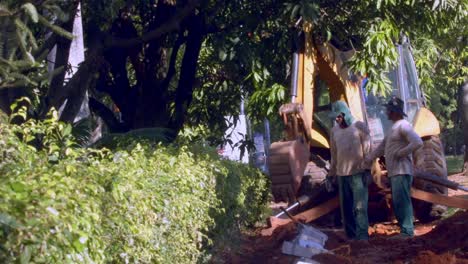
[319,211,468,263]
[412,250,457,264]
[415,210,468,253]
[221,222,298,264]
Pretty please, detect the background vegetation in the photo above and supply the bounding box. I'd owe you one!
[1,0,466,143]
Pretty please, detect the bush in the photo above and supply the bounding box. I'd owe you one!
[0,112,270,263]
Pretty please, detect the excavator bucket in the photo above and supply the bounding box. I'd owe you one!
[268,140,309,203]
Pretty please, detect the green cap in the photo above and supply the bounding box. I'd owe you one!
[329,100,355,126]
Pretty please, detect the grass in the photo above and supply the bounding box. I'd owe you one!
[446,155,464,175]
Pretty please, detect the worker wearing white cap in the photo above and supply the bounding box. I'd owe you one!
[365,96,423,238]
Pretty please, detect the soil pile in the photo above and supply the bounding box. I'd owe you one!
[411,251,457,264]
[415,210,468,253]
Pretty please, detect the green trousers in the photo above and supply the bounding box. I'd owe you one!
[337,173,369,240]
[390,174,414,236]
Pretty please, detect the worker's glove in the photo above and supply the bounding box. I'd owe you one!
[363,170,372,186]
[325,175,336,192]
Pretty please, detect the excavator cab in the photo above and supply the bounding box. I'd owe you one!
[365,43,425,144]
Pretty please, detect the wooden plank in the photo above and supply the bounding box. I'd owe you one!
[261,189,468,237]
[261,196,339,236]
[411,188,468,209]
[294,196,340,223]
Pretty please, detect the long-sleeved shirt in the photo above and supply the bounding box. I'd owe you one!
[329,121,371,177]
[367,119,423,177]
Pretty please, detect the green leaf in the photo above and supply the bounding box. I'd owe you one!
[326,30,332,42]
[0,213,19,228]
[38,15,73,40]
[253,72,261,82]
[63,124,72,136]
[376,0,383,9]
[0,5,12,16]
[72,237,86,252]
[20,245,32,264]
[218,49,227,61]
[22,3,39,23]
[290,4,300,20]
[229,50,235,61]
[10,182,26,192]
[230,37,240,44]
[48,154,58,162]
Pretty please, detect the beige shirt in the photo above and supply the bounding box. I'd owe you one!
[367,119,423,177]
[329,121,371,177]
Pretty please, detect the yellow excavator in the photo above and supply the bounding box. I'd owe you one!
[267,25,455,222]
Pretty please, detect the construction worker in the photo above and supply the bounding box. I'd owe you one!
[329,101,371,240]
[365,96,423,238]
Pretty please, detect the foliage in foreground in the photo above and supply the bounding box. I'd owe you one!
[0,112,270,263]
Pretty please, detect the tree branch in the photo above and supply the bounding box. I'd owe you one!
[106,0,199,48]
[33,33,57,58]
[102,14,141,125]
[161,34,186,89]
[205,20,241,35]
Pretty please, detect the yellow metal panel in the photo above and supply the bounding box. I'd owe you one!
[316,45,349,102]
[302,31,317,133]
[413,107,440,137]
[296,53,305,103]
[310,124,330,148]
[344,81,364,122]
[316,44,365,122]
[294,30,368,149]
[315,50,346,102]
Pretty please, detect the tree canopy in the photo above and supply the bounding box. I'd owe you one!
[0,0,466,145]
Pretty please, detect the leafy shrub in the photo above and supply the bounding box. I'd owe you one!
[0,111,270,263]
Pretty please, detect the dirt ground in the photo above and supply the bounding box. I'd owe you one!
[222,174,468,264]
[224,210,468,264]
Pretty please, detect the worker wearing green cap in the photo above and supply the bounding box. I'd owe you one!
[329,100,371,240]
[365,96,423,238]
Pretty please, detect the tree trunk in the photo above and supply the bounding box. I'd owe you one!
[462,81,468,175]
[169,14,204,131]
[132,3,175,129]
[464,151,468,175]
[84,3,204,134]
[0,89,13,115]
